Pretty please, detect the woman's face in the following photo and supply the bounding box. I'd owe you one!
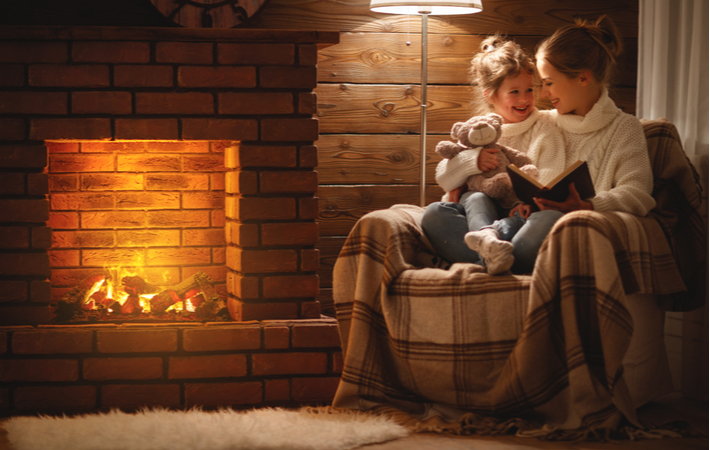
[536,58,582,115]
[488,71,534,124]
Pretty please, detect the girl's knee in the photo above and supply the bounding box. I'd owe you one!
[528,210,564,226]
[422,202,463,228]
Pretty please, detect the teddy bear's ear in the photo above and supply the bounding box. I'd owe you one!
[487,113,503,127]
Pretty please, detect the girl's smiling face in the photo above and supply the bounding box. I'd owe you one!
[488,71,534,124]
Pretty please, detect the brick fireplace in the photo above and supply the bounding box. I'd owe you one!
[0,25,343,415]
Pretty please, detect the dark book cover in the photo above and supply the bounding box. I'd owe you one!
[507,160,596,205]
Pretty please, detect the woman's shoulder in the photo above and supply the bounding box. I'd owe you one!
[593,89,644,134]
[608,109,646,139]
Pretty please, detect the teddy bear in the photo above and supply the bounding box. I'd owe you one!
[435,113,539,209]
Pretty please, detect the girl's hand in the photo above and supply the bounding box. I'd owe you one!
[509,203,532,219]
[477,148,500,172]
[449,185,467,203]
[533,182,593,213]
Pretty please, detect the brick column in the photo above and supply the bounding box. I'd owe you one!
[225,140,321,320]
[0,145,53,325]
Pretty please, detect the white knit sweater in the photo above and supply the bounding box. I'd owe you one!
[434,108,567,193]
[552,89,656,216]
[498,109,567,185]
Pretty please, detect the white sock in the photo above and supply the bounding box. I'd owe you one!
[465,228,514,275]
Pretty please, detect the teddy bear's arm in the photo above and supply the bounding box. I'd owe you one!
[500,146,534,168]
[435,141,464,159]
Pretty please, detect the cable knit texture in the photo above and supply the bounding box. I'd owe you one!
[552,89,656,216]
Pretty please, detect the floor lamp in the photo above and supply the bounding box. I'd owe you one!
[369,0,482,207]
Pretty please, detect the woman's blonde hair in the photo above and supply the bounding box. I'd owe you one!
[468,35,535,115]
[535,15,623,86]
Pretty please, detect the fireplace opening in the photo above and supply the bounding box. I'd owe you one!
[47,140,230,323]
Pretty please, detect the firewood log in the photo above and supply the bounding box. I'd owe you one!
[149,271,221,314]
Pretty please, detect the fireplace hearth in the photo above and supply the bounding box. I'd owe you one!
[0,25,339,326]
[0,25,342,416]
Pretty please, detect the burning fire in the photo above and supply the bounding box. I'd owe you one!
[81,267,196,315]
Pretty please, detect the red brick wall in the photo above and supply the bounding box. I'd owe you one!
[0,320,342,415]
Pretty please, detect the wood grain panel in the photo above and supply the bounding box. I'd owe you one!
[251,0,638,36]
[316,84,475,134]
[316,84,636,134]
[317,134,443,184]
[318,33,638,87]
[318,32,483,85]
[317,185,438,236]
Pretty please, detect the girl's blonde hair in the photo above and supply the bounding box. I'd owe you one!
[535,15,623,86]
[468,35,535,115]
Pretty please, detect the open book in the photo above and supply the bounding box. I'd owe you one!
[506,160,596,205]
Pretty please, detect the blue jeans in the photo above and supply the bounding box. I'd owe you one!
[421,191,564,274]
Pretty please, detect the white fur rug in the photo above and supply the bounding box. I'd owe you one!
[4,407,410,450]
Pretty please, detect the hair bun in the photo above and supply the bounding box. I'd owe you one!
[479,36,506,54]
[575,15,623,58]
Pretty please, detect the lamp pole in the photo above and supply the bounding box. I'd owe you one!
[419,11,429,208]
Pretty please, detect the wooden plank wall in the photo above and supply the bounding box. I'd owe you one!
[248,0,640,314]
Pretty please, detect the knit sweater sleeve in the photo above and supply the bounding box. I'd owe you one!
[434,148,482,193]
[589,116,656,216]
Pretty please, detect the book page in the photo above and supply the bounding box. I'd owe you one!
[544,160,585,188]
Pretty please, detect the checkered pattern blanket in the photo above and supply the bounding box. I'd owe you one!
[331,119,706,438]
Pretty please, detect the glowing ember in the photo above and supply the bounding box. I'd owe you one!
[81,267,194,315]
[55,268,226,322]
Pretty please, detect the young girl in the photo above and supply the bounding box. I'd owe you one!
[422,36,567,274]
[466,15,655,274]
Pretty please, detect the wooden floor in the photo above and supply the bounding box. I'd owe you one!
[0,393,705,449]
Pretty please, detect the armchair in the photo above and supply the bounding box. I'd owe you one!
[331,119,706,438]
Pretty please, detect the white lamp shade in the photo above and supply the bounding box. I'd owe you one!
[369,0,482,15]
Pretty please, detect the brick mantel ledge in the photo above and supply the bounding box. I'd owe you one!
[0,26,340,47]
[0,318,343,414]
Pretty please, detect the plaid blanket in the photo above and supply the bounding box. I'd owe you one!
[331,119,705,439]
[642,119,707,311]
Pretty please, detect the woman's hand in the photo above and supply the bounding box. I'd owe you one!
[533,182,593,213]
[509,203,532,219]
[477,148,500,172]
